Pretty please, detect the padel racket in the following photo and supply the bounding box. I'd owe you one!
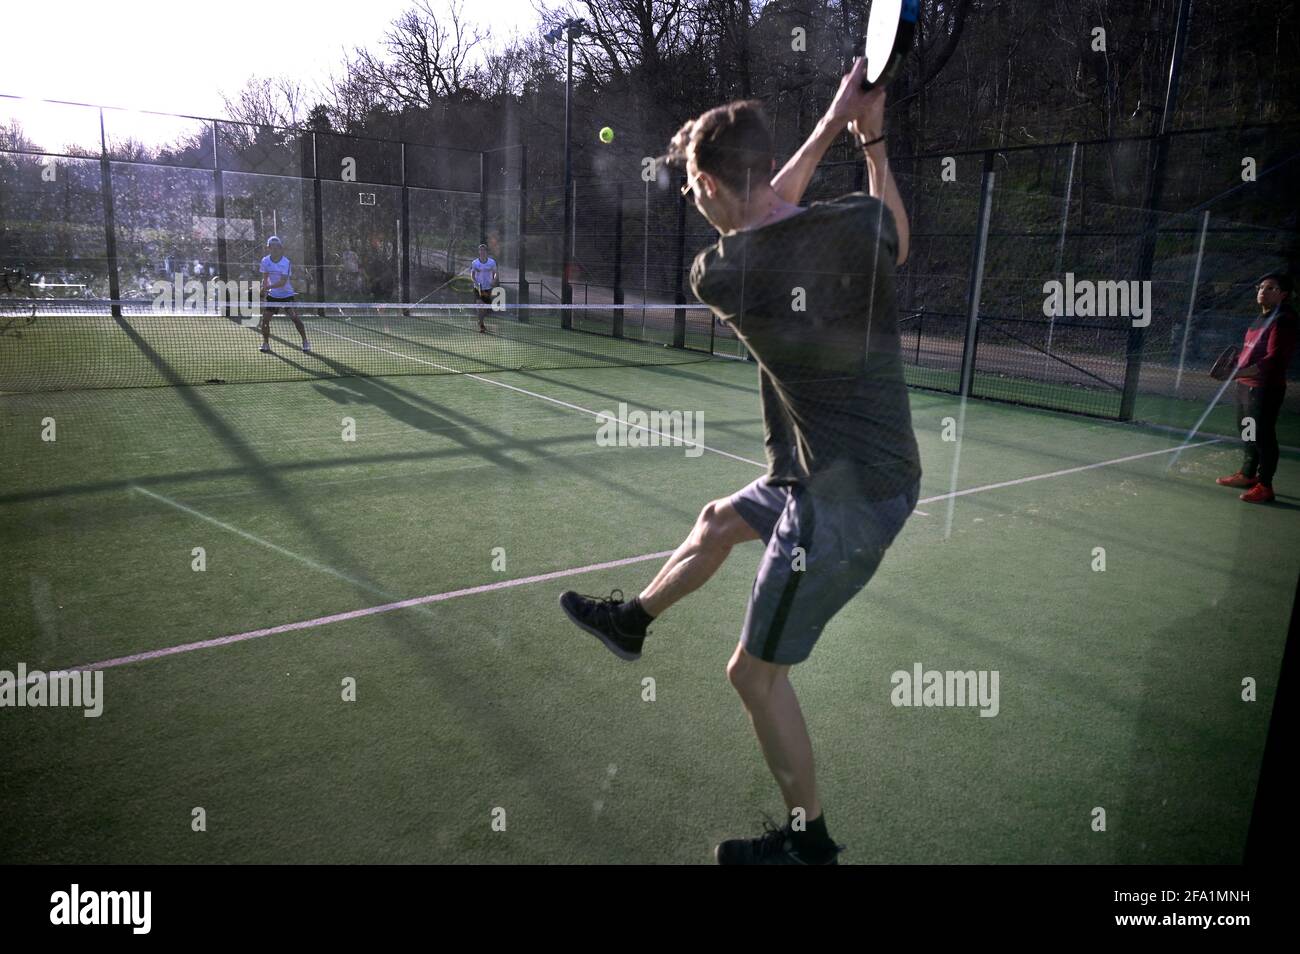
[417,274,476,304]
[859,0,919,90]
[1209,345,1239,381]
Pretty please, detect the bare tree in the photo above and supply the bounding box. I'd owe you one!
[540,0,695,83]
[222,76,314,128]
[317,49,390,129]
[469,33,554,98]
[0,120,39,154]
[354,0,489,109]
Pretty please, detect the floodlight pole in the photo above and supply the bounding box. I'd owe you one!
[553,18,586,327]
[1120,0,1192,421]
[562,30,573,318]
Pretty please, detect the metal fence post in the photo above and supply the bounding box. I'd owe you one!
[98,109,122,315]
[400,142,411,304]
[673,175,688,349]
[212,121,229,300]
[612,181,624,337]
[516,145,529,320]
[1121,0,1193,420]
[312,132,326,309]
[479,151,488,248]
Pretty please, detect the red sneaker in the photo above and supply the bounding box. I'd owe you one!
[1240,484,1275,504]
[1216,472,1257,488]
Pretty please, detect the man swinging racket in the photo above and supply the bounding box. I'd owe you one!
[559,59,921,864]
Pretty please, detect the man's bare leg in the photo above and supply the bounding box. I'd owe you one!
[638,498,759,617]
[557,496,759,661]
[726,644,820,820]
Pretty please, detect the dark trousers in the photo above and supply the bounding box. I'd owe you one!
[1237,382,1286,485]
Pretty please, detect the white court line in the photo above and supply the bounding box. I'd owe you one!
[1165,374,1242,472]
[942,390,971,538]
[133,485,414,607]
[918,438,1220,505]
[314,326,929,513]
[313,326,764,467]
[48,434,1221,678]
[33,549,675,680]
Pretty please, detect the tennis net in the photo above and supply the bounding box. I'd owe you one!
[0,299,721,392]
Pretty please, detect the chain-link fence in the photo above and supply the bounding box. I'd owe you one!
[4,93,1297,436]
[0,96,495,312]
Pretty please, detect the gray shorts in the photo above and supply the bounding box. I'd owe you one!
[728,476,918,665]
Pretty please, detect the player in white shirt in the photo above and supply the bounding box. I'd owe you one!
[468,244,497,334]
[258,236,311,354]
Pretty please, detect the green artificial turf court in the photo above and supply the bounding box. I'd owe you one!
[0,304,715,391]
[0,340,1295,863]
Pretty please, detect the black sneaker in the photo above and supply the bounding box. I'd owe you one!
[715,817,843,865]
[558,589,646,661]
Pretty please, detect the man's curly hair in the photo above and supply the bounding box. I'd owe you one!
[663,100,774,196]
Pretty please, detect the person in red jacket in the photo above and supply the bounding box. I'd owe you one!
[1216,272,1296,503]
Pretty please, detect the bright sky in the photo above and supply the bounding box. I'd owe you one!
[1,0,544,150]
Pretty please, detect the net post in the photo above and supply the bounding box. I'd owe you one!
[612,181,625,337]
[959,153,996,398]
[97,108,123,316]
[516,144,529,321]
[673,175,688,349]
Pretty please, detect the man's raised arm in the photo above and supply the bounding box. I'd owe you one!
[770,118,839,207]
[860,135,910,267]
[771,58,910,265]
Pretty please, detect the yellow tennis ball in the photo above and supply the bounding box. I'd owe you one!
[599,126,614,144]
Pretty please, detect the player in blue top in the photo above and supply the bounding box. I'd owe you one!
[468,244,497,334]
[258,236,310,354]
